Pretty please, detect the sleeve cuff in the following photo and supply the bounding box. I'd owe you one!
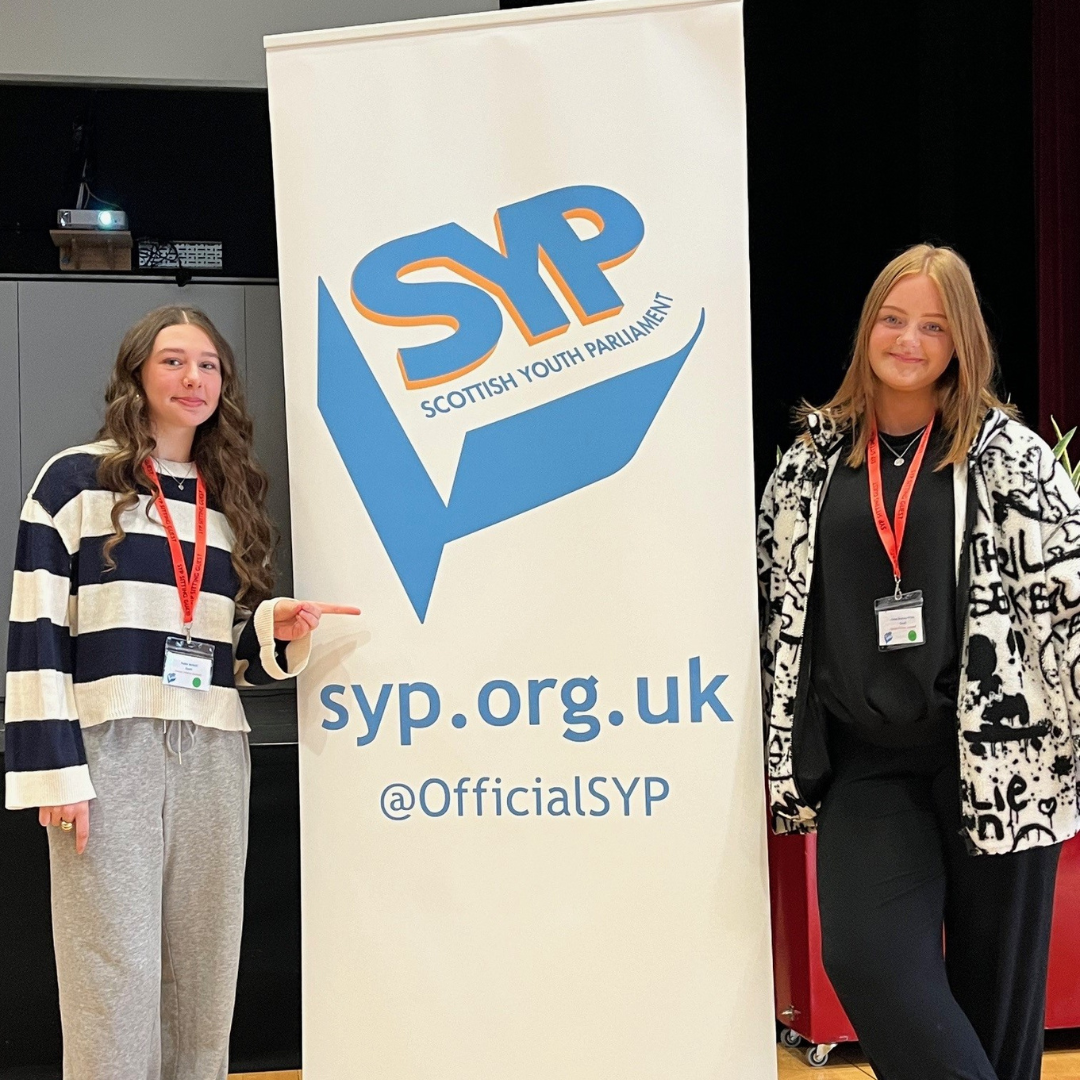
[5,763,96,810]
[253,597,313,680]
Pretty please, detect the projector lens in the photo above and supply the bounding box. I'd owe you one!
[98,211,114,227]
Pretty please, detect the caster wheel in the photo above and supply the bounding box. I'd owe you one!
[779,1027,802,1048]
[806,1044,831,1068]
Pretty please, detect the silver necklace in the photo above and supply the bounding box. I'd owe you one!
[154,457,196,490]
[878,429,925,467]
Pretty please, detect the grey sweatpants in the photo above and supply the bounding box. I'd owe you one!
[47,718,250,1080]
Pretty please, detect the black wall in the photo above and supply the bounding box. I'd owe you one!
[507,0,1036,488]
[744,0,1036,493]
[0,86,278,279]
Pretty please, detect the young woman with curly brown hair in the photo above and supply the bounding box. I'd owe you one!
[4,305,358,1080]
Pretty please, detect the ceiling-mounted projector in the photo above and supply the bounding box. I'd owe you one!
[57,208,128,230]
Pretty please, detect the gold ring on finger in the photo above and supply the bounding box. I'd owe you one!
[59,820,74,831]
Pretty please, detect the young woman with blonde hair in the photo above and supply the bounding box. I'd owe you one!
[759,245,1080,1080]
[4,306,359,1080]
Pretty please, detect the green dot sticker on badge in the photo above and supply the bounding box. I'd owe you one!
[193,677,202,688]
[908,630,918,641]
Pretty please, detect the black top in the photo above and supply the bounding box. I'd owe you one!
[810,421,959,748]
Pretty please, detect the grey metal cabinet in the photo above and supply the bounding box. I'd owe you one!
[244,285,293,597]
[0,284,21,685]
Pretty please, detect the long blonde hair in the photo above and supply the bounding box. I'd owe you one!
[96,306,276,610]
[803,244,1016,468]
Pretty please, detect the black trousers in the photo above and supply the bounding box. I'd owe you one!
[816,731,1061,1080]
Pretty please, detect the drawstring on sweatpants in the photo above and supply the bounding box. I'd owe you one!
[163,719,197,764]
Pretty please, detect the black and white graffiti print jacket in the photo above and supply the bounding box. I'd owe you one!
[758,407,1080,855]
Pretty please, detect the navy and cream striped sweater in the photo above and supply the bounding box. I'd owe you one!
[4,442,309,810]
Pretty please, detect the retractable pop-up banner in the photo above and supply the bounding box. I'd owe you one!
[265,2,774,1076]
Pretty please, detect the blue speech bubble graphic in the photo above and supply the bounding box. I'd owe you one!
[318,279,704,621]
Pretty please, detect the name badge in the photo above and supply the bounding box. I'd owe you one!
[874,590,925,651]
[163,636,214,691]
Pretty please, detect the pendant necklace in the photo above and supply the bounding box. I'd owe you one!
[878,429,926,467]
[153,457,196,490]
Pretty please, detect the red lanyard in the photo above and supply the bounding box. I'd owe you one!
[866,416,934,597]
[142,458,207,640]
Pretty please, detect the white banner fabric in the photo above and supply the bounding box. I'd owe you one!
[266,2,776,1077]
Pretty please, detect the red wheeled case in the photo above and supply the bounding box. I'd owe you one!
[1045,834,1080,1028]
[768,829,856,1068]
[769,829,1080,1068]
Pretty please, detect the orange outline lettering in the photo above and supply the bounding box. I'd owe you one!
[539,208,639,325]
[351,199,641,388]
[395,343,497,391]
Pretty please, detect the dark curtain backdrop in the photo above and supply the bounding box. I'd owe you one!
[505,0,1038,496]
[744,0,1036,495]
[1035,0,1080,440]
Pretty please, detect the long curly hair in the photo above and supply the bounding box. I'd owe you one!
[96,305,276,610]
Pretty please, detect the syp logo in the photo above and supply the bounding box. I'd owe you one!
[350,185,645,389]
[317,184,705,621]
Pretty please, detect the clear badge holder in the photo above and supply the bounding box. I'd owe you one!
[163,636,215,690]
[874,589,925,651]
